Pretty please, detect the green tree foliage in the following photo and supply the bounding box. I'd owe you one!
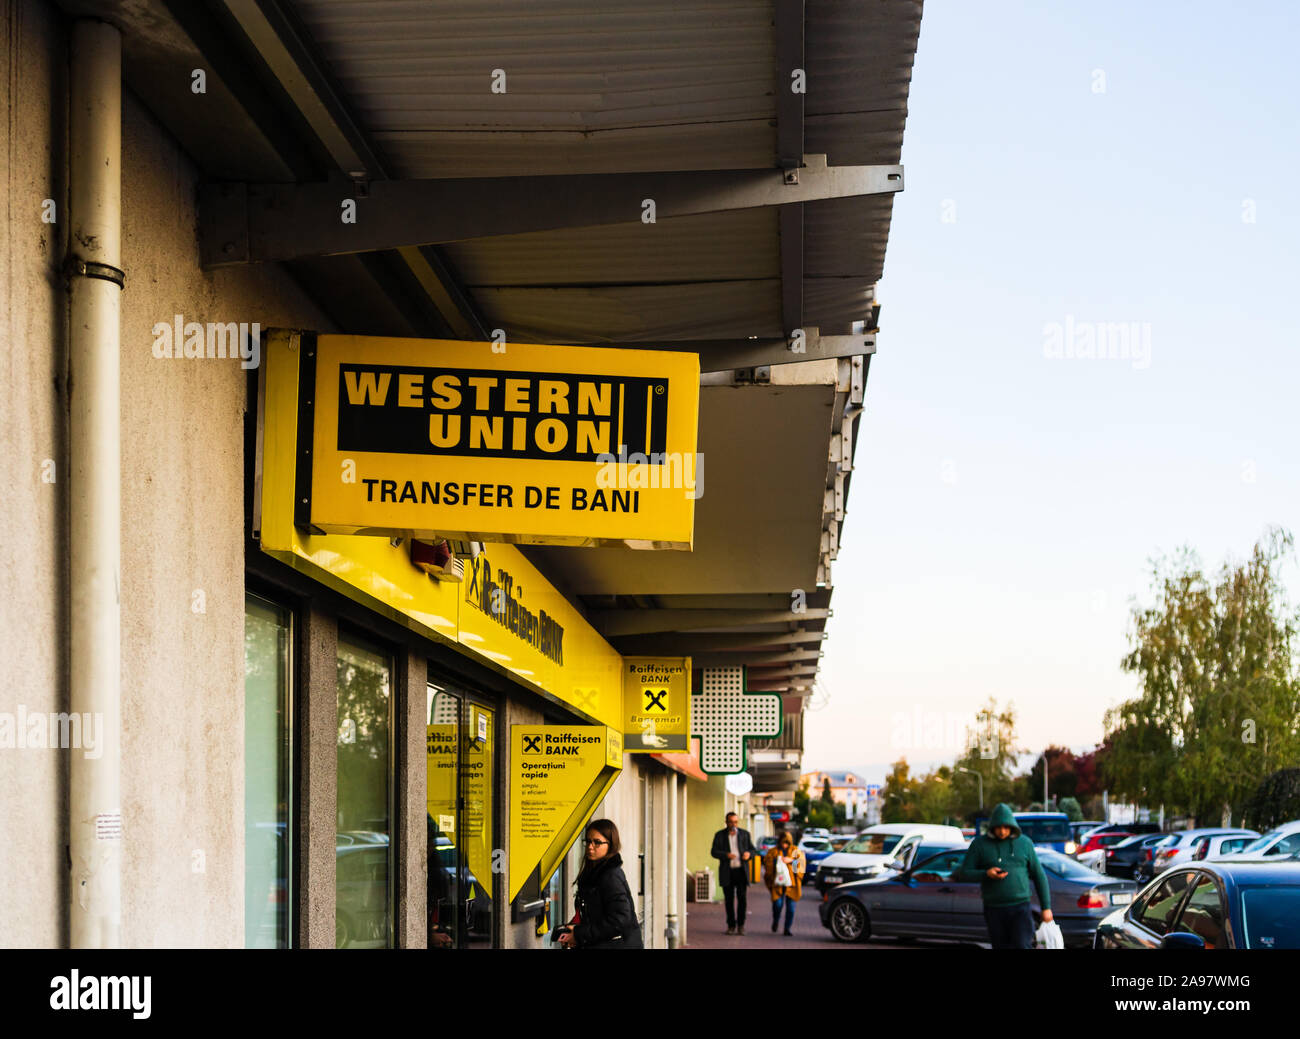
[1104,531,1300,825]
[1242,768,1300,831]
[1058,796,1083,822]
[950,698,1021,821]
[822,777,834,804]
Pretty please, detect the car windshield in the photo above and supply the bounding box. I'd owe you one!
[1017,818,1071,843]
[1241,886,1300,949]
[1038,851,1103,880]
[803,839,830,851]
[843,834,903,855]
[1114,834,1147,848]
[1239,830,1285,854]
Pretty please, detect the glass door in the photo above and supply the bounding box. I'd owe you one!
[461,701,495,946]
[426,682,461,948]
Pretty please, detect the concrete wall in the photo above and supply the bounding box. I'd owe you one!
[118,89,330,948]
[2,0,331,946]
[0,0,68,949]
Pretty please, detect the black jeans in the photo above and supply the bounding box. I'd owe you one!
[723,877,748,928]
[983,902,1035,949]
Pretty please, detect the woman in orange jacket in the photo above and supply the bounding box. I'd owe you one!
[762,830,807,936]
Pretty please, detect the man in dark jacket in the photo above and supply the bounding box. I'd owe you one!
[955,802,1054,949]
[710,812,754,935]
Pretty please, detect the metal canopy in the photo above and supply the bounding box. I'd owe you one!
[62,0,923,742]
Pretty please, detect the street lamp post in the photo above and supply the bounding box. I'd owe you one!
[1042,751,1049,811]
[956,766,983,810]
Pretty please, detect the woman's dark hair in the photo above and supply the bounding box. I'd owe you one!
[576,818,621,882]
[776,829,793,847]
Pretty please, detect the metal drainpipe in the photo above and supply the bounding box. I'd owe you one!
[67,19,123,948]
[665,776,678,948]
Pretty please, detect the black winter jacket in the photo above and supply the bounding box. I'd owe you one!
[572,853,643,949]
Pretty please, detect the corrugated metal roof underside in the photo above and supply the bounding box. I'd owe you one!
[289,0,921,342]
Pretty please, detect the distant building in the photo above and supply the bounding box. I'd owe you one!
[801,770,875,822]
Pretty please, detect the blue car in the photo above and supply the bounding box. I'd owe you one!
[1014,812,1075,854]
[1094,860,1300,949]
[797,836,836,878]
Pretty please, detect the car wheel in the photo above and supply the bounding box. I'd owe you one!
[336,912,352,949]
[828,900,870,943]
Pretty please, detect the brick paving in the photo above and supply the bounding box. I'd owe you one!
[682,893,986,950]
[682,894,891,950]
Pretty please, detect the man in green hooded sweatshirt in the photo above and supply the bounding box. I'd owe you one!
[955,803,1053,949]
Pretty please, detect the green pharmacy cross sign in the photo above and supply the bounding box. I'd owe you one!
[690,666,782,774]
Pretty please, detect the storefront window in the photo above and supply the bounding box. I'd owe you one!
[244,594,293,949]
[336,636,393,948]
[427,683,460,948]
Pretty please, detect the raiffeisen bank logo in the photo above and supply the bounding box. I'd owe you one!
[336,364,670,462]
[466,552,565,665]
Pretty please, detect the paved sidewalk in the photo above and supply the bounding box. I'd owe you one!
[683,895,892,950]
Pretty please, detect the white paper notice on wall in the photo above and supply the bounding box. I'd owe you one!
[95,812,122,841]
[439,814,455,834]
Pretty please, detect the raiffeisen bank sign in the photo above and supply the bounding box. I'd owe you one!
[288,332,700,548]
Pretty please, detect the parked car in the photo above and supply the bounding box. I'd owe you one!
[1132,834,1179,884]
[803,827,832,839]
[1094,861,1300,948]
[820,847,1136,948]
[798,836,836,878]
[1106,833,1172,879]
[814,823,966,892]
[1013,812,1075,854]
[1189,830,1258,862]
[1151,829,1256,876]
[828,834,855,852]
[1071,821,1106,844]
[1077,830,1134,856]
[1089,821,1163,838]
[1215,822,1300,863]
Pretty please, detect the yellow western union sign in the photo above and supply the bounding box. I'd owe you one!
[623,656,691,752]
[296,333,700,548]
[510,726,622,902]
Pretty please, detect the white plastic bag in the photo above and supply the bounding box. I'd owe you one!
[774,857,793,887]
[1035,920,1065,949]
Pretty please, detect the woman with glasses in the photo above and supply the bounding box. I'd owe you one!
[763,830,807,936]
[557,819,643,949]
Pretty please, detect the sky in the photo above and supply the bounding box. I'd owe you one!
[805,0,1300,782]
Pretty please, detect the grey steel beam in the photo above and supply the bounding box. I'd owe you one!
[775,0,806,171]
[694,650,822,668]
[211,0,488,337]
[780,203,804,339]
[200,156,904,266]
[596,326,873,371]
[613,630,823,654]
[775,1,806,342]
[592,608,830,638]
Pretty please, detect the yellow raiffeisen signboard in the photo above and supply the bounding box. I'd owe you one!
[258,330,625,728]
[509,726,622,901]
[622,656,692,752]
[296,332,700,548]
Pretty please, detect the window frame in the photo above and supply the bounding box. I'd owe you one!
[335,625,400,949]
[244,587,297,949]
